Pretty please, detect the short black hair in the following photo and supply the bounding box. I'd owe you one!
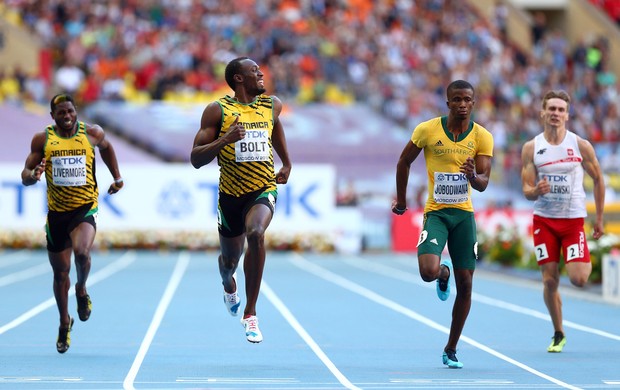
[50,94,75,111]
[446,80,475,98]
[224,57,250,90]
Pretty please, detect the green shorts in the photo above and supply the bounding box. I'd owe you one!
[417,208,478,270]
[46,202,97,253]
[217,188,277,238]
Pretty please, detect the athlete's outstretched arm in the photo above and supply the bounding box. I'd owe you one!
[21,132,46,186]
[392,140,422,214]
[86,124,123,194]
[579,137,605,239]
[521,139,550,200]
[271,96,291,184]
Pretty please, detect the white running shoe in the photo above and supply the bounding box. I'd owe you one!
[223,290,240,316]
[223,273,240,316]
[241,315,263,343]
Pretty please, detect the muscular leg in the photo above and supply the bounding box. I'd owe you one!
[219,235,245,294]
[48,248,72,327]
[541,262,563,334]
[418,253,445,282]
[445,268,473,351]
[242,204,272,317]
[566,261,592,288]
[70,222,96,298]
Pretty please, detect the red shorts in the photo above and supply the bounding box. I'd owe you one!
[532,215,590,265]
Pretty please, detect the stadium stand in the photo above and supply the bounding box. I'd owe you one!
[0,103,161,163]
[84,100,411,184]
[1,0,619,197]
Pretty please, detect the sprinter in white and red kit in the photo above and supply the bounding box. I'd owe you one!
[521,90,605,353]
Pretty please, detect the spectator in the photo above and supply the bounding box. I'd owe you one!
[54,60,85,96]
[2,0,620,187]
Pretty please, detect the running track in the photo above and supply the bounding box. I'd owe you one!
[0,250,618,389]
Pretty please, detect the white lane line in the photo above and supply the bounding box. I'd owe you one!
[395,256,607,303]
[0,263,49,287]
[389,378,514,385]
[291,253,583,390]
[343,256,620,341]
[0,377,82,382]
[0,250,31,269]
[176,377,298,384]
[262,280,362,390]
[473,294,620,341]
[0,251,136,335]
[123,252,190,390]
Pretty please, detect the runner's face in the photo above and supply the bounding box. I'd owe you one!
[447,88,474,120]
[541,97,569,129]
[51,102,78,132]
[240,59,266,95]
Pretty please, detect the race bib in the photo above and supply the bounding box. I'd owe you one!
[540,173,573,203]
[235,130,270,162]
[51,155,87,186]
[433,172,469,204]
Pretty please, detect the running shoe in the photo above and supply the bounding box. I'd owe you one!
[56,317,74,354]
[240,315,263,343]
[223,273,240,316]
[76,294,92,321]
[223,290,240,316]
[547,332,566,352]
[442,349,463,368]
[436,260,452,301]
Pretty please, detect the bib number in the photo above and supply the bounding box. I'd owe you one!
[51,156,87,186]
[235,130,270,162]
[433,172,469,204]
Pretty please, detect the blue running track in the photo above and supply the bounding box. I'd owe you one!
[0,250,618,389]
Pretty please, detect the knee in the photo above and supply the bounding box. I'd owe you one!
[454,272,473,299]
[543,275,559,291]
[569,274,588,288]
[456,280,473,298]
[419,261,441,282]
[419,266,437,282]
[245,226,266,246]
[53,270,70,283]
[420,272,435,283]
[566,263,591,288]
[73,240,91,260]
[73,249,91,265]
[220,254,238,269]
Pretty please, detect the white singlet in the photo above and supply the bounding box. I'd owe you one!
[533,131,586,218]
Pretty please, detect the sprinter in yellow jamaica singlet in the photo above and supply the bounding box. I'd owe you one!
[21,94,124,353]
[190,57,292,344]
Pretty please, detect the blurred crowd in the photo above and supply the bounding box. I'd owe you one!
[1,0,619,191]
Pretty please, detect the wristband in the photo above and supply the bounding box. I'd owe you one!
[394,205,407,213]
[30,169,37,180]
[114,178,123,185]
